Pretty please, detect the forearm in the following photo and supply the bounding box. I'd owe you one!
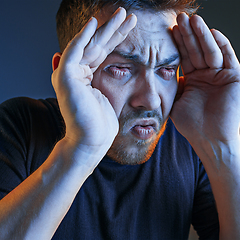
[193,139,240,239]
[0,137,103,240]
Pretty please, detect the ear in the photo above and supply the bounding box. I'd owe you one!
[52,52,62,71]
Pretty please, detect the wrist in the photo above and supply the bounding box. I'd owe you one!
[56,136,108,171]
[193,137,240,177]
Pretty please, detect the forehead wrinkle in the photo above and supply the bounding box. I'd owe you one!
[111,49,148,66]
[149,46,156,68]
[136,23,170,34]
[112,42,160,68]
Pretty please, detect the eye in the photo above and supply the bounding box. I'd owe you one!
[104,65,132,80]
[157,67,177,80]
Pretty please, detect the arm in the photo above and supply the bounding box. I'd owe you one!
[0,8,137,240]
[171,13,240,239]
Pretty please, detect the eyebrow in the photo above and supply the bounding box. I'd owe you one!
[112,50,180,67]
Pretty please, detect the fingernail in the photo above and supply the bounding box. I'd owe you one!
[116,6,125,13]
[89,17,96,22]
[127,13,137,24]
[87,17,97,26]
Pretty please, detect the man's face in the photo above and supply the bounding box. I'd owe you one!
[92,9,180,165]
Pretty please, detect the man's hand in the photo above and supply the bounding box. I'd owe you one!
[52,7,137,157]
[171,13,240,153]
[171,13,240,239]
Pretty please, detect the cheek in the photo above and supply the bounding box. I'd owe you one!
[92,71,128,118]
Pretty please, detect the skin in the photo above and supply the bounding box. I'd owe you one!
[93,9,180,164]
[0,6,239,240]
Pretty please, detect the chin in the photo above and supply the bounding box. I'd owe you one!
[107,121,167,165]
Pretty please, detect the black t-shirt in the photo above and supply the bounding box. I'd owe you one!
[0,97,219,239]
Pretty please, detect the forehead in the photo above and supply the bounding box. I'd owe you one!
[130,9,177,33]
[118,10,178,64]
[96,8,178,67]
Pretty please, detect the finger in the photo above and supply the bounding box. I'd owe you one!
[172,25,195,74]
[189,15,223,69]
[61,17,98,65]
[89,13,137,68]
[81,7,128,65]
[103,13,137,54]
[177,12,208,69]
[91,7,127,47]
[211,29,240,69]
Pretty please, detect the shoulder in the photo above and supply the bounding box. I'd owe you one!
[0,97,59,114]
[0,97,62,124]
[0,97,66,174]
[0,96,65,143]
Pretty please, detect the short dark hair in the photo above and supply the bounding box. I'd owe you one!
[56,0,198,52]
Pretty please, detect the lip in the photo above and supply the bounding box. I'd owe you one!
[129,119,158,140]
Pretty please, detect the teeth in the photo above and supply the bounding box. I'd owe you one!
[139,128,151,134]
[134,126,152,134]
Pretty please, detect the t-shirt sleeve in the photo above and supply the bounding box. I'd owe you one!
[192,161,219,239]
[0,97,65,199]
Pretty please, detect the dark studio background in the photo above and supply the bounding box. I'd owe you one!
[0,0,239,104]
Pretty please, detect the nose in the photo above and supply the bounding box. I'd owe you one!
[129,70,161,111]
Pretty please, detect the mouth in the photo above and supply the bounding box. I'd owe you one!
[130,119,158,140]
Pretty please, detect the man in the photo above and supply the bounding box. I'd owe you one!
[0,0,239,239]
